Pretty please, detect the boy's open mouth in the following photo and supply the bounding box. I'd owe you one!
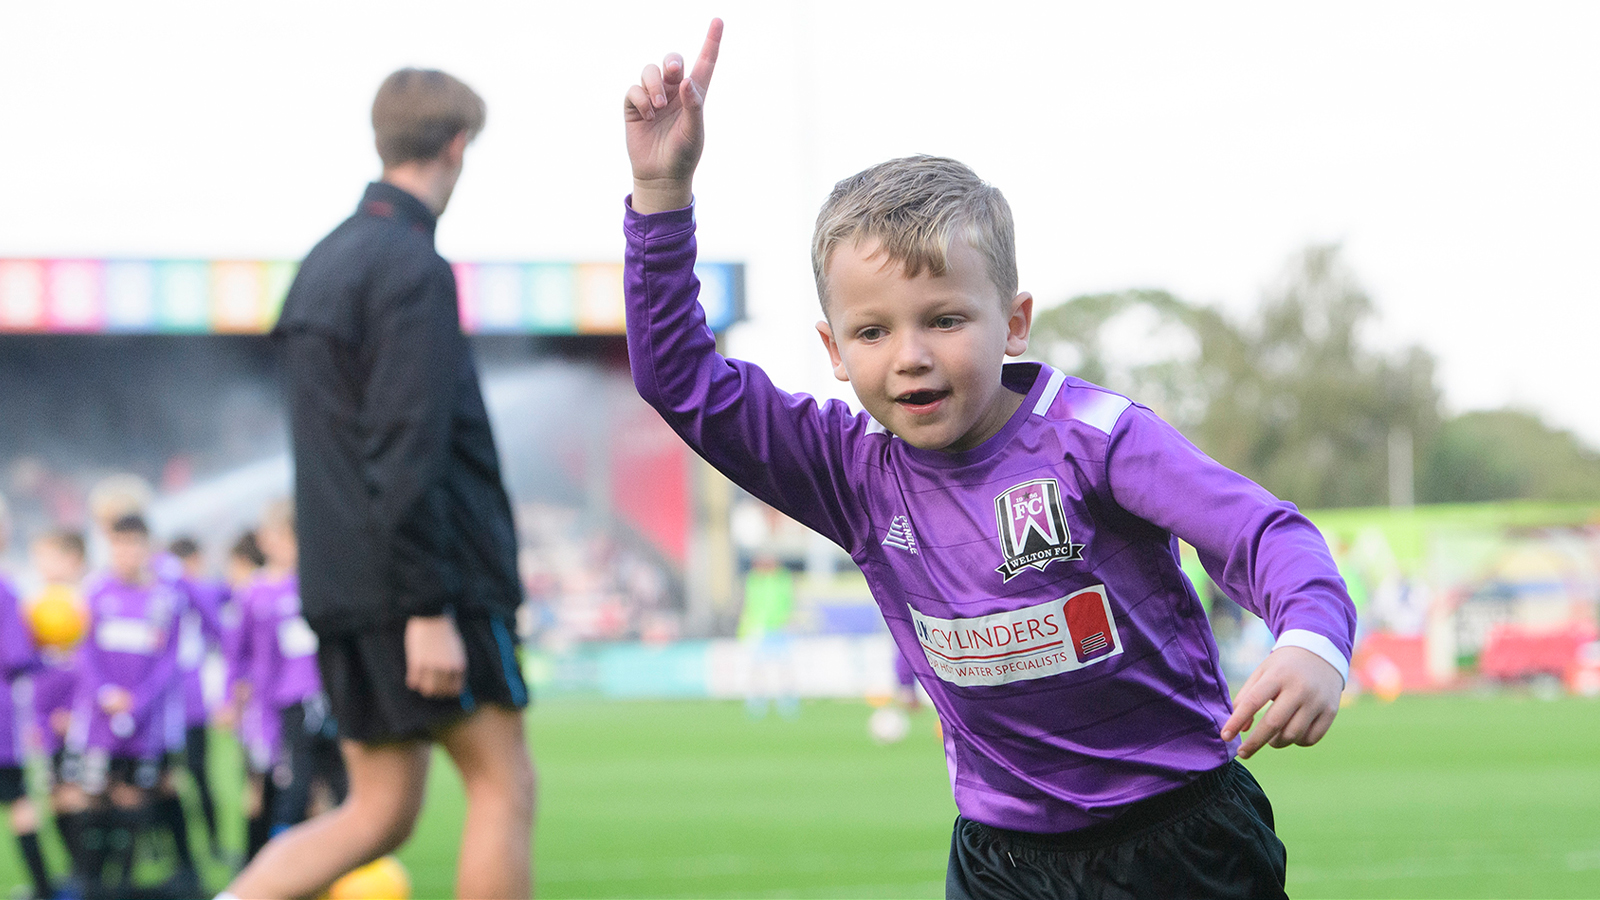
[897,389,949,408]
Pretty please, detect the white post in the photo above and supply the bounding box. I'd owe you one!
[1388,426,1415,509]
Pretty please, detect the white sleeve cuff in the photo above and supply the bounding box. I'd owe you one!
[1273,629,1350,684]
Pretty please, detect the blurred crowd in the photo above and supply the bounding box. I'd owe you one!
[1,475,342,899]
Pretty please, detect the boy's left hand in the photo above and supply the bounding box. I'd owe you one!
[1221,646,1343,759]
[624,18,723,214]
[98,685,133,715]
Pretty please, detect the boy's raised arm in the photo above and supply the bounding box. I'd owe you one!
[625,18,723,214]
[621,19,872,555]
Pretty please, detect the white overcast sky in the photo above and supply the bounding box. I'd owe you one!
[4,1,1598,449]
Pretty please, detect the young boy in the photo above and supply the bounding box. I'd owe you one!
[239,500,347,833]
[622,21,1354,897]
[65,514,191,898]
[26,529,90,897]
[1,498,57,900]
[169,536,228,861]
[227,67,533,900]
[215,531,280,862]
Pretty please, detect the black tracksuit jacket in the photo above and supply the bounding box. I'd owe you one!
[274,181,522,635]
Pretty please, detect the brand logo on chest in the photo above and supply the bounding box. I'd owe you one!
[993,478,1084,581]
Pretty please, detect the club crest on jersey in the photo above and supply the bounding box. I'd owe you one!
[994,478,1084,581]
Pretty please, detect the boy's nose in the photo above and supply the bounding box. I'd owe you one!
[893,335,932,373]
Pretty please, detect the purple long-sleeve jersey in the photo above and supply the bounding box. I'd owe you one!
[177,578,227,727]
[32,646,78,756]
[239,572,321,713]
[625,204,1357,833]
[68,574,186,759]
[1,576,35,767]
[223,581,276,770]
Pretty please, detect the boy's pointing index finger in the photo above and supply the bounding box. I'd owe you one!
[687,18,724,96]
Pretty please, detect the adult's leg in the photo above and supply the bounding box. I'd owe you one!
[440,704,536,900]
[226,739,429,900]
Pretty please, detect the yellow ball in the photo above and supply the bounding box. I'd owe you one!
[327,856,411,900]
[28,585,87,650]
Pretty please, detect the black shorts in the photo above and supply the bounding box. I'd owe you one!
[63,750,169,795]
[945,760,1287,900]
[0,765,24,803]
[317,614,530,745]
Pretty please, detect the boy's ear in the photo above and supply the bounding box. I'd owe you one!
[1005,291,1034,357]
[816,321,851,382]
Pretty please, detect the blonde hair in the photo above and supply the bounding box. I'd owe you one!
[88,474,153,529]
[811,155,1016,311]
[261,497,296,537]
[372,68,486,167]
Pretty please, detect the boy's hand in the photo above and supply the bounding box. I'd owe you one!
[624,17,723,214]
[405,614,467,698]
[98,685,133,715]
[1221,645,1343,759]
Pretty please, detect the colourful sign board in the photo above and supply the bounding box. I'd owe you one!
[0,258,744,335]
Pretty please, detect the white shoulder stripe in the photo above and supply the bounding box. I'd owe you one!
[1031,368,1067,416]
[1061,388,1132,435]
[865,416,888,435]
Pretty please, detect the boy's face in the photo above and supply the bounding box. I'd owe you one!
[108,531,150,582]
[258,520,296,566]
[31,540,85,584]
[226,555,258,587]
[817,237,1032,452]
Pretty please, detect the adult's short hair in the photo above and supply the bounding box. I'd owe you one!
[811,155,1017,312]
[372,68,486,167]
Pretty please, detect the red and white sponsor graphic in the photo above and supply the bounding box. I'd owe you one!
[909,585,1122,687]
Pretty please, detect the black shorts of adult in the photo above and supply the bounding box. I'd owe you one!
[317,613,530,745]
[945,760,1287,900]
[0,765,24,803]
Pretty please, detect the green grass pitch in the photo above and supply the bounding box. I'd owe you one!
[3,693,1599,898]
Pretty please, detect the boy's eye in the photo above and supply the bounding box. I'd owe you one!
[857,326,885,341]
[933,316,962,330]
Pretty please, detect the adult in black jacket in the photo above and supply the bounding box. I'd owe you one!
[226,68,534,900]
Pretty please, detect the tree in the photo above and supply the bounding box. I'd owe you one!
[1418,410,1600,503]
[1029,245,1442,509]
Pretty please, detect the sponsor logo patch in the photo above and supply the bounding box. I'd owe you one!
[994,478,1084,581]
[908,585,1123,687]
